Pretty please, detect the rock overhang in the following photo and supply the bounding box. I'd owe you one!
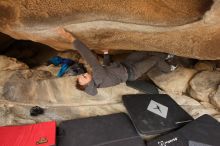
[0,0,220,60]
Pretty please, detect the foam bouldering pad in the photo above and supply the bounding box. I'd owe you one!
[122,94,193,135]
[0,121,56,146]
[126,80,159,94]
[147,114,220,146]
[57,113,146,146]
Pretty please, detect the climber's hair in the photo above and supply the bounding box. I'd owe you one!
[76,80,86,91]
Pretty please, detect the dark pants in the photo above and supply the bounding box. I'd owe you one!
[121,52,169,81]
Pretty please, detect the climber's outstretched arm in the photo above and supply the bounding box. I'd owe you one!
[56,27,104,72]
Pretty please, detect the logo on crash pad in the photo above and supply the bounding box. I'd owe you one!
[36,137,48,145]
[147,100,168,118]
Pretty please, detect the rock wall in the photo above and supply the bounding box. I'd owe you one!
[0,0,219,60]
[0,0,213,26]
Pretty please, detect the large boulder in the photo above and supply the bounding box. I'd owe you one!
[148,67,197,94]
[0,0,212,27]
[0,0,220,60]
[168,93,220,120]
[189,71,220,102]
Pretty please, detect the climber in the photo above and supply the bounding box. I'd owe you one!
[56,28,171,96]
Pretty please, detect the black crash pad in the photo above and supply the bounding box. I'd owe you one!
[57,113,146,146]
[147,114,220,146]
[122,94,193,135]
[126,80,159,94]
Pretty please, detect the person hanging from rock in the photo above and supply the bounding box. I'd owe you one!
[56,27,172,96]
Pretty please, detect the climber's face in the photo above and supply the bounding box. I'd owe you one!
[77,73,92,86]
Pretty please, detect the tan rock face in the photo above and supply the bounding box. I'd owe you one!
[0,101,126,126]
[0,55,28,71]
[148,67,197,94]
[0,0,212,27]
[189,71,220,102]
[0,0,220,59]
[168,93,219,120]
